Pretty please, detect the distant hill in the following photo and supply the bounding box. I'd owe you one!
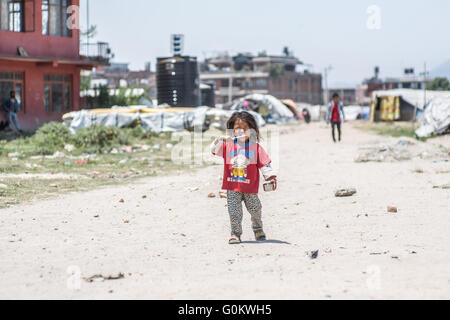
[430,60,450,80]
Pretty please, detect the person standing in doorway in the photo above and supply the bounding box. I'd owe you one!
[326,93,345,143]
[3,90,23,134]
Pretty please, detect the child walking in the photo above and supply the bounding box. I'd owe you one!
[210,112,277,244]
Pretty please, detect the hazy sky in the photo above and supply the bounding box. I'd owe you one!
[81,0,450,87]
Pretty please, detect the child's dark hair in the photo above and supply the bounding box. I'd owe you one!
[227,111,261,142]
[332,93,339,99]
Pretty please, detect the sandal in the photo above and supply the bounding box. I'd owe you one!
[254,228,266,241]
[229,235,241,245]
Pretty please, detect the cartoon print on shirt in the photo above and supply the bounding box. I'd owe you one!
[228,153,251,184]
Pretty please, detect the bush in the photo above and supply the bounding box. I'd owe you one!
[32,122,73,155]
[73,125,129,153]
[121,125,159,140]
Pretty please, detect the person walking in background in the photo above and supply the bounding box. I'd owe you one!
[3,90,23,134]
[326,93,345,143]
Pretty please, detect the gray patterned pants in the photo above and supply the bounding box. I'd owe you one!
[227,191,263,237]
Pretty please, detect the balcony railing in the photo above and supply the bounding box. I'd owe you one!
[80,42,113,65]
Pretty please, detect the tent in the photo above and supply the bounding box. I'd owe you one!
[62,106,266,134]
[230,94,297,124]
[371,89,448,122]
[370,89,450,137]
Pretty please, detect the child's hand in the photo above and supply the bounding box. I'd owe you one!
[267,176,277,191]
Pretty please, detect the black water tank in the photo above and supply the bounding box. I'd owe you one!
[157,56,200,107]
[200,83,216,107]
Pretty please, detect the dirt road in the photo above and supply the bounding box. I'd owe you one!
[1,122,449,299]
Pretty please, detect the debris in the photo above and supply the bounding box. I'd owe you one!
[142,195,147,199]
[8,152,20,158]
[208,192,216,198]
[166,143,174,149]
[355,142,412,163]
[120,146,133,153]
[75,160,88,165]
[370,251,389,256]
[119,199,125,203]
[324,248,332,254]
[387,206,398,213]
[0,184,7,189]
[46,151,67,159]
[84,273,125,283]
[123,220,130,224]
[64,144,75,152]
[188,187,200,192]
[335,188,357,197]
[307,250,319,260]
[433,184,450,189]
[49,184,58,188]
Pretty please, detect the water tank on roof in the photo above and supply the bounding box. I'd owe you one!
[156,56,201,107]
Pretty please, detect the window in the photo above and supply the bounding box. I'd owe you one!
[255,78,267,89]
[0,72,24,111]
[0,0,23,32]
[44,74,72,112]
[42,0,71,37]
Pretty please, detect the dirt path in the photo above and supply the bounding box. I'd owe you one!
[1,122,449,299]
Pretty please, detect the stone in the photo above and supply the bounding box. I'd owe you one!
[387,206,398,213]
[335,188,357,197]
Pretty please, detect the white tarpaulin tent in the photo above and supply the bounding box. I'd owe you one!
[344,106,371,121]
[415,96,450,138]
[230,94,297,123]
[63,106,266,134]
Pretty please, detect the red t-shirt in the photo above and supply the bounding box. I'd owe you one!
[216,140,271,194]
[331,103,340,122]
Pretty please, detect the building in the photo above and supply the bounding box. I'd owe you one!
[0,0,110,130]
[361,67,428,103]
[200,51,323,105]
[327,88,357,105]
[89,62,156,97]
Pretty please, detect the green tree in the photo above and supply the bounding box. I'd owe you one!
[427,77,450,91]
[266,64,285,78]
[96,85,111,107]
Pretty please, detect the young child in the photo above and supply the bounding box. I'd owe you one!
[210,111,277,244]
